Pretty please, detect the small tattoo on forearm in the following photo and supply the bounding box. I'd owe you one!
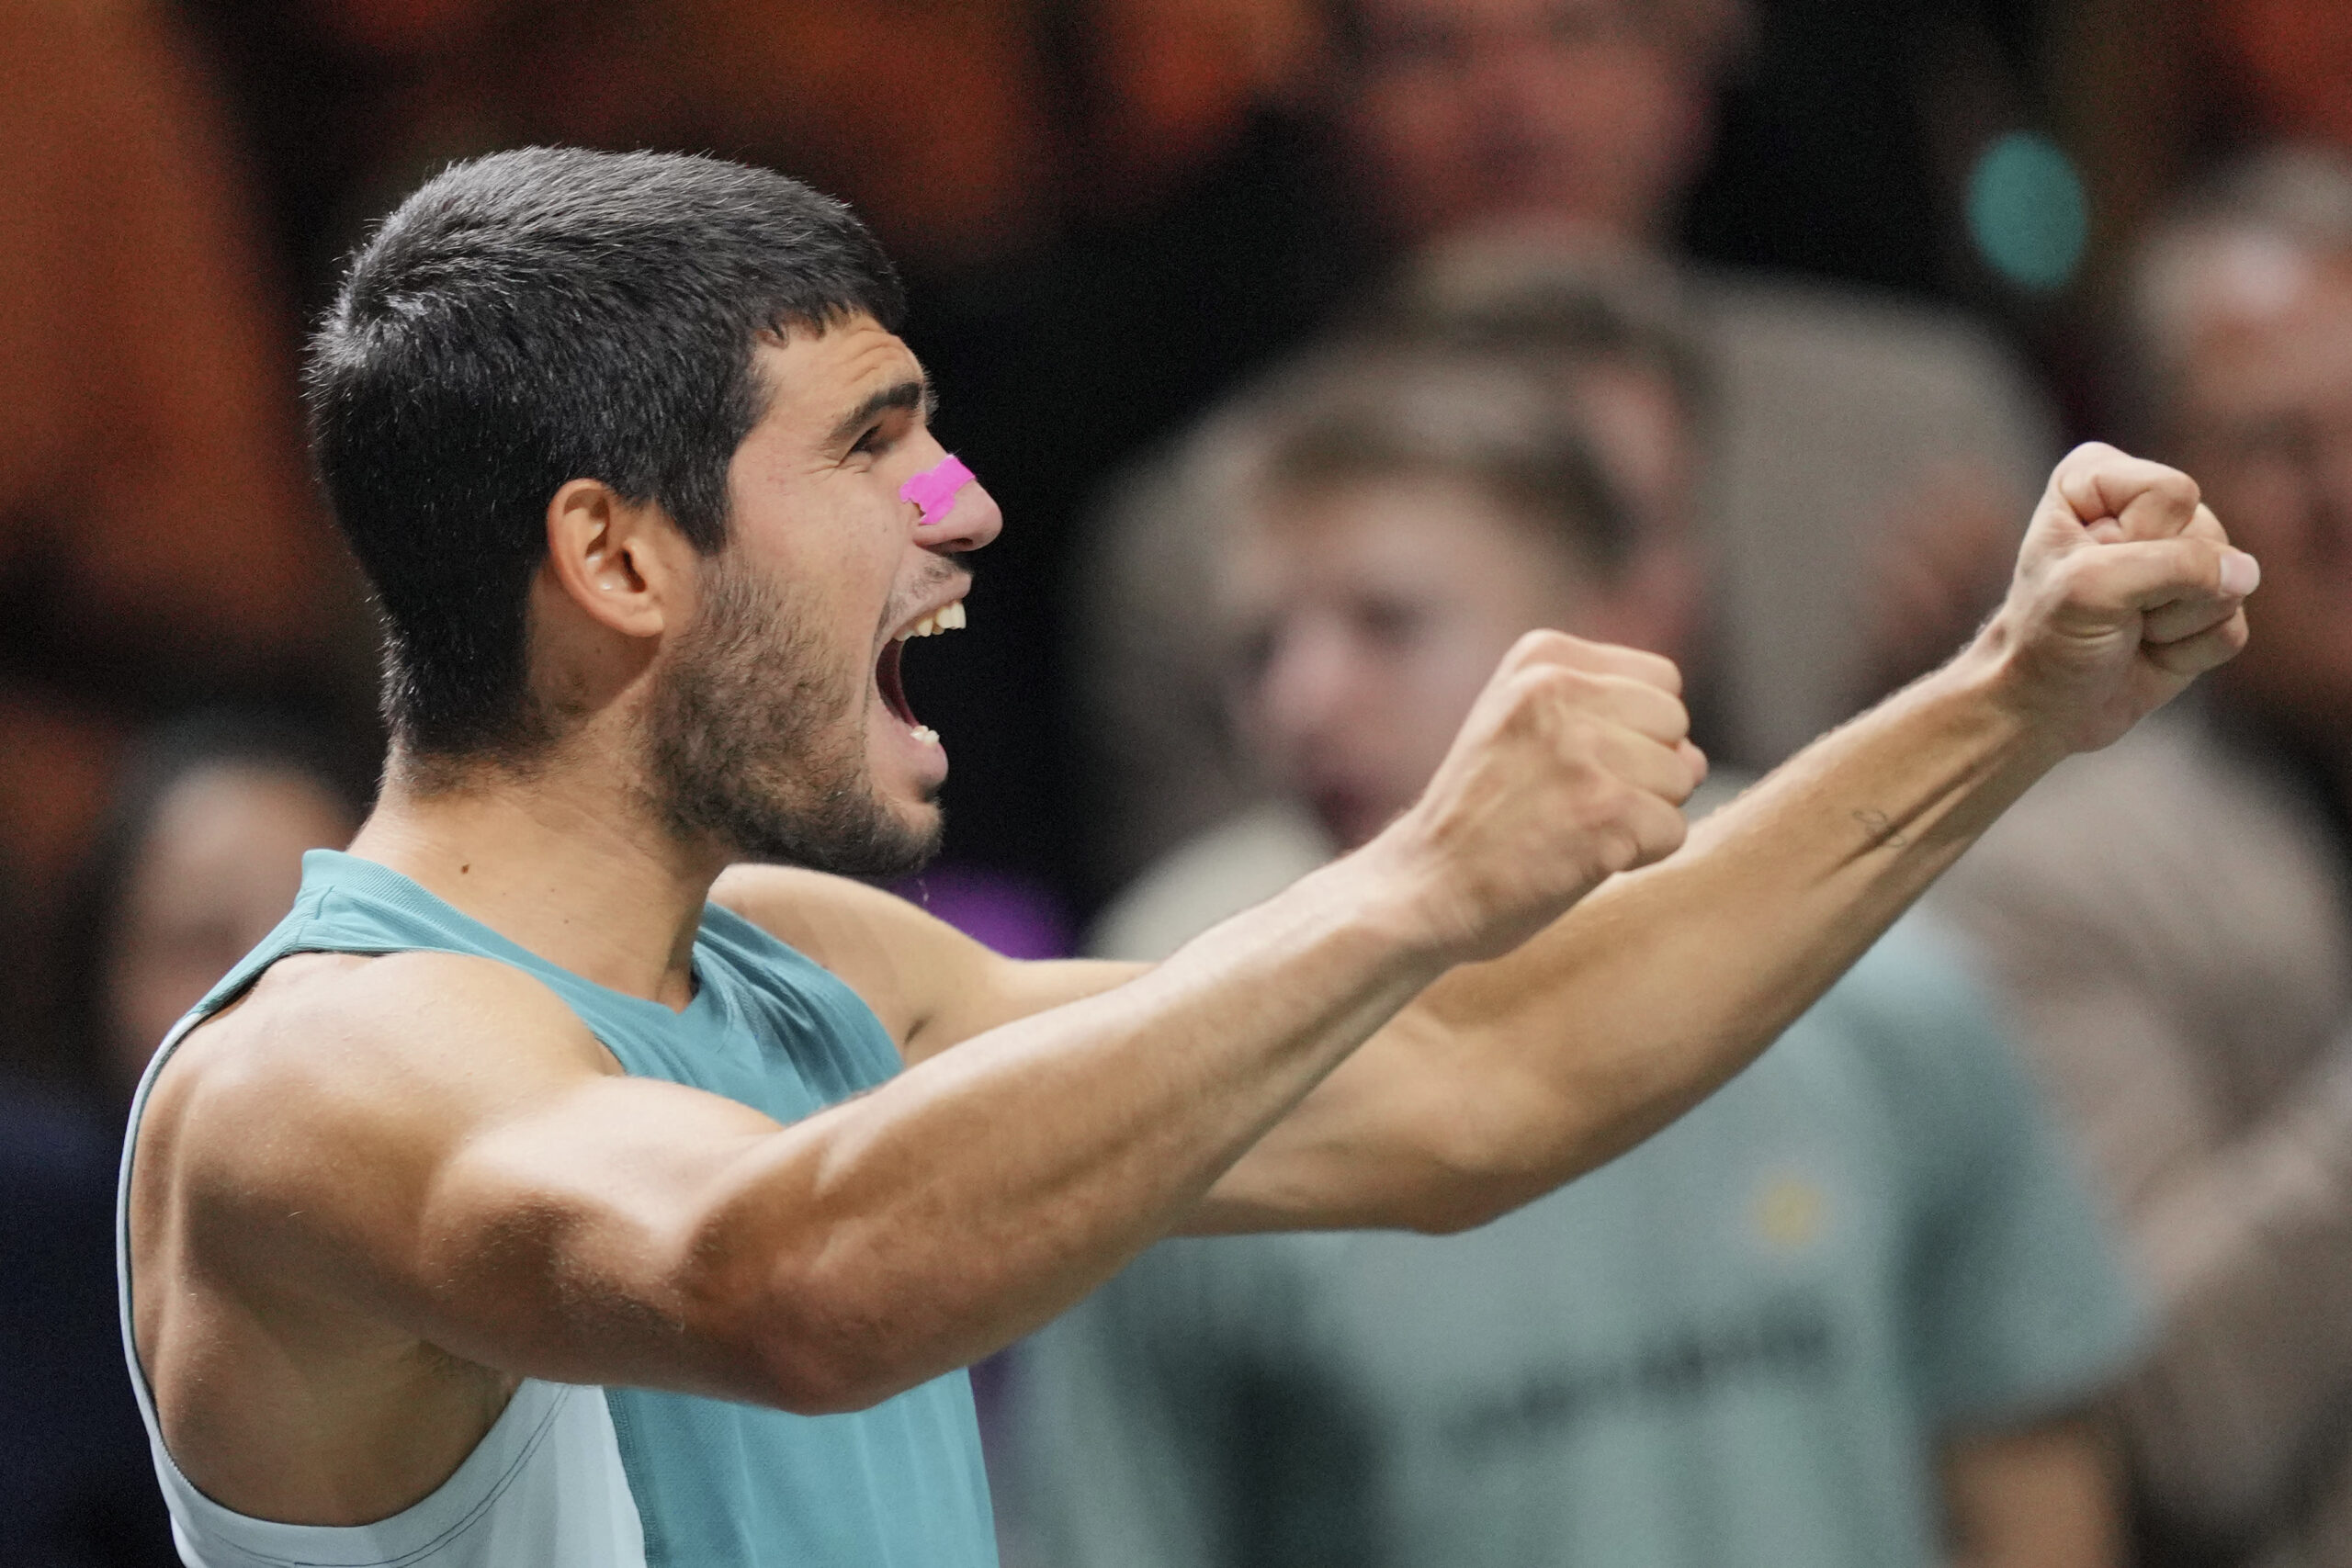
[1853,808,1908,848]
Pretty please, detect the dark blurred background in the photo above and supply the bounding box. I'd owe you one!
[6,0,2352,1562]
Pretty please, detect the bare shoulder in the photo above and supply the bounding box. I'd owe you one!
[153,949,613,1134]
[710,864,1141,1063]
[711,864,989,1046]
[136,951,615,1294]
[709,863,941,960]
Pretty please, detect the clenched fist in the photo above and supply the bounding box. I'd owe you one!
[1974,443,2258,754]
[1374,630,1705,964]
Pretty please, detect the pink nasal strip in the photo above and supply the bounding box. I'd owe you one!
[900,454,975,525]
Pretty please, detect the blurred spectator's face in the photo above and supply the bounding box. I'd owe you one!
[2170,246,2352,737]
[105,764,355,1089]
[1338,0,1715,245]
[1229,474,1650,849]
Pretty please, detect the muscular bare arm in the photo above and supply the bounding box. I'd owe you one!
[736,446,2260,1236]
[1191,446,2254,1231]
[140,616,1695,1521]
[139,446,2249,1520]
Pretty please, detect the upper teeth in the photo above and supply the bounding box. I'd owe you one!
[897,601,967,640]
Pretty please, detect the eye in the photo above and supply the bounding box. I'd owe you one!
[1355,597,1427,650]
[850,423,885,457]
[1235,621,1280,684]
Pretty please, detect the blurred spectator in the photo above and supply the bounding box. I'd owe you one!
[200,0,1341,913]
[2205,0,2352,152]
[0,1083,175,1566]
[1074,0,2060,889]
[1935,147,2352,1568]
[62,712,365,1099]
[188,0,2064,915]
[0,713,356,1564]
[0,0,365,1068]
[1011,324,2141,1568]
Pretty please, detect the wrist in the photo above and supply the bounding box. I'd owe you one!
[1932,619,2078,778]
[1317,816,1482,974]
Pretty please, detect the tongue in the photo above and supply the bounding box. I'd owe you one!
[876,639,917,726]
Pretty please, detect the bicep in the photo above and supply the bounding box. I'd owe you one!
[175,955,797,1401]
[910,954,1148,1064]
[1184,1008,1526,1236]
[388,1073,791,1393]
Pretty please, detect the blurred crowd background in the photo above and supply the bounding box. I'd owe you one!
[7,0,2352,1563]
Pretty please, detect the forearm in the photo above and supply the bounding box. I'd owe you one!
[700,850,1444,1410]
[1418,646,2064,1212]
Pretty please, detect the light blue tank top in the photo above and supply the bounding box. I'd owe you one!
[117,850,998,1567]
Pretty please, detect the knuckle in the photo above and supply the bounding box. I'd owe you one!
[1587,817,1645,877]
[1555,739,1611,790]
[1534,666,1602,707]
[1498,667,1563,716]
[2048,549,2098,599]
[1645,806,1690,860]
[1508,627,1578,667]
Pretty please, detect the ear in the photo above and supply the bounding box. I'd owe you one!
[539,479,694,640]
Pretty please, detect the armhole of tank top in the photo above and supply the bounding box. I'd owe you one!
[113,925,634,1566]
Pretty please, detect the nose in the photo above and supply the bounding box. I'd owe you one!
[913,467,1004,556]
[1254,615,1359,750]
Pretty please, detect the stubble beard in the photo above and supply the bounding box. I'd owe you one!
[644,558,942,878]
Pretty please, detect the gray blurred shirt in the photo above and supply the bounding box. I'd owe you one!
[1933,705,2352,1567]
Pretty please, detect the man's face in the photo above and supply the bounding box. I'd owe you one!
[2170,247,2352,738]
[1340,0,1716,246]
[1227,473,1609,850]
[645,316,999,875]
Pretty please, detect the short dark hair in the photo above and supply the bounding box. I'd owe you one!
[305,147,905,761]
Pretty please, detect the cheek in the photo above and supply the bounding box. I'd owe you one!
[1398,648,1501,758]
[1403,604,1524,705]
[1358,82,1472,176]
[1559,56,1685,142]
[2205,466,2310,548]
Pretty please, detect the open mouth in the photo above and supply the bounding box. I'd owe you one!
[876,598,967,743]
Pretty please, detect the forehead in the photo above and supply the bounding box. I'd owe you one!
[747,315,925,433]
[2182,250,2352,405]
[1238,472,1568,587]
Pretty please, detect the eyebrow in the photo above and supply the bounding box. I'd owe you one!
[828,378,936,450]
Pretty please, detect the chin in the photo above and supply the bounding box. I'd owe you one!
[891,795,946,863]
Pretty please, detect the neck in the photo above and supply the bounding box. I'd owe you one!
[347,746,722,1009]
